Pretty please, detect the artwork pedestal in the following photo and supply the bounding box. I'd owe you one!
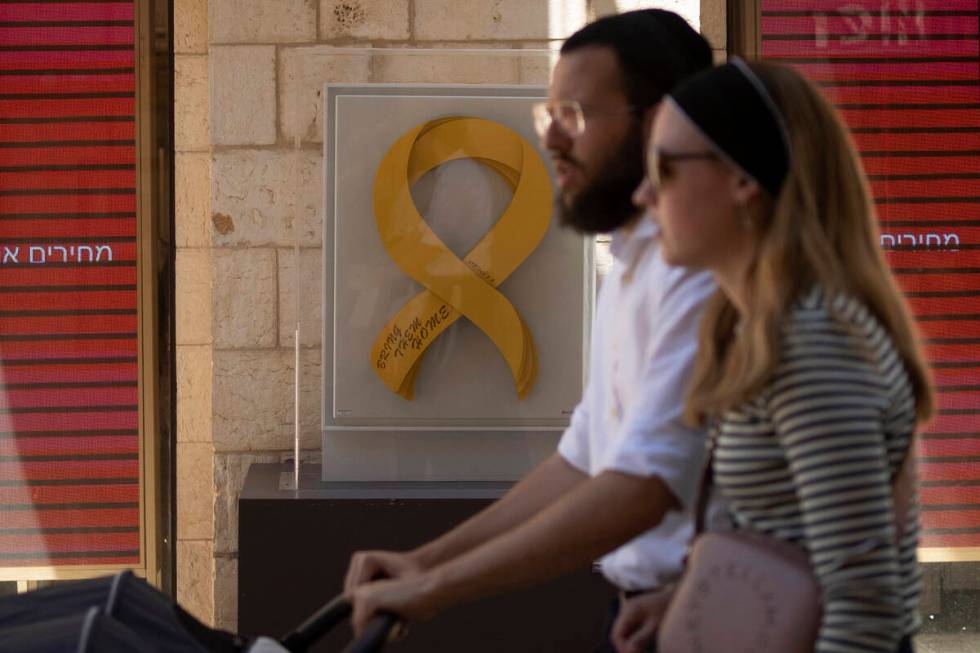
[238,463,613,652]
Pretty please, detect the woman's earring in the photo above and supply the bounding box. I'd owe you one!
[738,204,754,231]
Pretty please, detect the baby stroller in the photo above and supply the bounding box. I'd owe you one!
[0,571,395,653]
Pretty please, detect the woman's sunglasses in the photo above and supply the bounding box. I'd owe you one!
[647,147,719,191]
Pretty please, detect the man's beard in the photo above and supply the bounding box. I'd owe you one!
[556,125,645,235]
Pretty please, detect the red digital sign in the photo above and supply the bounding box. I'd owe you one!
[761,0,980,551]
[0,1,139,566]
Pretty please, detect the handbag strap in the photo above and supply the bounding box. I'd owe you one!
[693,431,716,537]
[694,427,917,542]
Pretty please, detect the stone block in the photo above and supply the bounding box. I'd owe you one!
[290,449,322,466]
[213,349,322,452]
[518,46,557,85]
[278,248,322,348]
[175,153,211,249]
[175,55,209,152]
[211,149,322,247]
[176,249,212,346]
[319,0,409,40]
[213,350,290,453]
[541,0,589,41]
[177,344,212,443]
[371,48,521,85]
[214,555,239,632]
[592,0,700,30]
[176,540,214,627]
[299,349,323,445]
[279,46,371,144]
[211,46,276,146]
[700,0,727,49]
[176,441,215,540]
[414,0,584,41]
[212,248,278,349]
[210,0,316,43]
[174,0,208,54]
[213,452,278,555]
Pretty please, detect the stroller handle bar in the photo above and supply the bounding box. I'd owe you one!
[280,594,398,653]
[340,612,399,653]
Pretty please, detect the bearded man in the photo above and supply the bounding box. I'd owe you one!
[346,12,716,652]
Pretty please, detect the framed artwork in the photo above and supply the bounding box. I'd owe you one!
[321,84,593,480]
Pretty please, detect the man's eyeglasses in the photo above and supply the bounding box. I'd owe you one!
[532,100,639,139]
[647,147,719,190]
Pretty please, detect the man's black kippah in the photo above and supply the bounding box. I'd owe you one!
[667,58,790,197]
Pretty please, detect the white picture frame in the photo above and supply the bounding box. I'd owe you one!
[321,83,593,480]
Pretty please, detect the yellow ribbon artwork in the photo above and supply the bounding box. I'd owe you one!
[370,116,553,400]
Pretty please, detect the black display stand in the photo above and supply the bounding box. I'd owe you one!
[238,463,615,652]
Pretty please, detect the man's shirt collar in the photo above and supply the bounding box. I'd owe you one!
[609,215,659,261]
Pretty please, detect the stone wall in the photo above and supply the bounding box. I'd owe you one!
[173,0,725,628]
[174,0,215,626]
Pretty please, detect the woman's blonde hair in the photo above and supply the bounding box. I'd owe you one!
[684,61,935,426]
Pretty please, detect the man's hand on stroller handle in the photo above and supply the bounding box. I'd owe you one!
[348,572,445,637]
[344,549,425,594]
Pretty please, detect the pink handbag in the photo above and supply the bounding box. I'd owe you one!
[657,528,820,653]
[657,444,916,653]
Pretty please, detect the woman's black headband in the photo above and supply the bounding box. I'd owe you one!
[666,58,791,197]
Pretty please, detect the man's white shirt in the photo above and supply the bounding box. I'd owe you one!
[557,217,716,591]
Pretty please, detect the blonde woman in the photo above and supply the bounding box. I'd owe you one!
[621,60,934,653]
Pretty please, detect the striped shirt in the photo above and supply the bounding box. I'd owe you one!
[714,288,921,653]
